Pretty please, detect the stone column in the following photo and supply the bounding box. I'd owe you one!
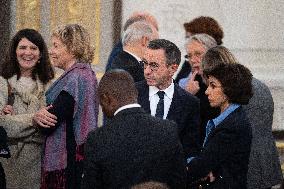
[112,0,122,45]
[0,0,11,66]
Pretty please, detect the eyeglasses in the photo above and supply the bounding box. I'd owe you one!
[187,51,203,61]
[141,60,160,72]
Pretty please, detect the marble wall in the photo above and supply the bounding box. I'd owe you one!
[0,0,11,66]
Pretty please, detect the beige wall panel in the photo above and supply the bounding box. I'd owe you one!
[50,0,100,66]
[16,0,41,30]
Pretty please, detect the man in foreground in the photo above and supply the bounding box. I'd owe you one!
[81,70,186,189]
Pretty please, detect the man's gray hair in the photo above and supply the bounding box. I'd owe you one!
[185,33,217,50]
[122,21,155,47]
[123,16,146,32]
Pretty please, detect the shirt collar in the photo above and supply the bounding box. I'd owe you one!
[123,50,142,62]
[149,81,175,99]
[212,104,240,127]
[114,103,141,116]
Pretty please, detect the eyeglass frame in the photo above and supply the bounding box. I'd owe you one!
[141,59,172,72]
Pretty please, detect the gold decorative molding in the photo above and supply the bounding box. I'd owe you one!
[16,0,41,30]
[50,0,101,65]
[94,0,101,66]
[15,0,102,71]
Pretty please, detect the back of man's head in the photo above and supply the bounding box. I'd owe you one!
[126,11,159,32]
[148,39,181,66]
[123,15,146,32]
[98,70,138,116]
[122,21,158,47]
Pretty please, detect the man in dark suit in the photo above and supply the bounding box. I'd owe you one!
[81,70,186,189]
[136,39,201,159]
[106,11,159,72]
[109,20,159,82]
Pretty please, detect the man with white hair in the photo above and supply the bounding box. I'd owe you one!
[110,21,159,82]
[106,11,159,73]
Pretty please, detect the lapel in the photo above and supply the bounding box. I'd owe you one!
[138,82,184,118]
[137,81,151,113]
[123,51,140,66]
[167,84,183,120]
[204,107,241,146]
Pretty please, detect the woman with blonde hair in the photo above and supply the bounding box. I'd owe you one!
[33,24,99,189]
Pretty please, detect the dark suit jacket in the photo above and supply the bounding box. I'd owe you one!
[110,51,144,82]
[136,81,201,158]
[105,41,123,72]
[82,107,186,189]
[187,107,252,189]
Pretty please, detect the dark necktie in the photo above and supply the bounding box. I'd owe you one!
[155,91,165,119]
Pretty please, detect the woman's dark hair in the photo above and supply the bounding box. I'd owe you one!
[1,28,54,84]
[204,63,253,105]
[184,16,224,45]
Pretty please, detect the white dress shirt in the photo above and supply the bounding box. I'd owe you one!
[149,81,175,119]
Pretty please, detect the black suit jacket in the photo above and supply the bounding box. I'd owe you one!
[187,107,252,189]
[136,81,201,158]
[110,51,144,82]
[82,107,186,189]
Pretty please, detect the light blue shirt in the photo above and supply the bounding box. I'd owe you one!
[178,73,192,89]
[203,103,240,146]
[187,103,240,164]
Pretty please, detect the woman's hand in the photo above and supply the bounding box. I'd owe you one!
[207,171,216,182]
[1,105,14,115]
[33,105,57,128]
[185,71,200,95]
[200,171,216,182]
